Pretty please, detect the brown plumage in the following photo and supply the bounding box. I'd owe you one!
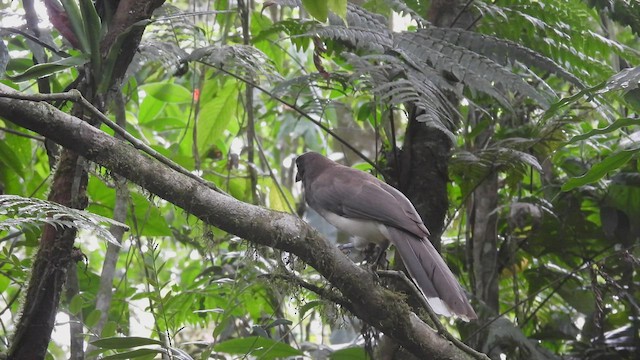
[296,152,476,321]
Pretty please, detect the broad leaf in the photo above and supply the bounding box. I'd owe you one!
[302,0,329,22]
[101,348,163,360]
[569,118,640,143]
[562,149,638,191]
[142,82,193,103]
[7,55,89,82]
[196,81,238,155]
[91,336,163,349]
[213,336,303,359]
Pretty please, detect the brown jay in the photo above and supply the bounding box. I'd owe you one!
[295,152,477,321]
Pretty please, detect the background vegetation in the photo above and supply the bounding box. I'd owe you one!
[0,0,639,359]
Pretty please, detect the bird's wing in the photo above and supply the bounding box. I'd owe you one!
[387,226,477,321]
[308,169,428,239]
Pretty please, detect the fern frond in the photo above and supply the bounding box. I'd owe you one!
[451,145,542,182]
[334,3,389,29]
[342,52,456,138]
[474,1,629,84]
[0,195,127,246]
[382,0,429,28]
[311,26,392,53]
[600,66,640,94]
[396,31,554,108]
[187,45,282,83]
[149,4,207,48]
[128,41,187,77]
[423,27,584,88]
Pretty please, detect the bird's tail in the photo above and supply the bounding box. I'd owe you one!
[386,227,477,321]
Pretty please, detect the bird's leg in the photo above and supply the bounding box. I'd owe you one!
[368,242,390,270]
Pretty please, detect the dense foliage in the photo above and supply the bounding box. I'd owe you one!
[0,0,639,359]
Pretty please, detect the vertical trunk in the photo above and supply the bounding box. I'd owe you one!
[8,1,165,358]
[471,173,499,313]
[397,113,451,248]
[9,150,87,359]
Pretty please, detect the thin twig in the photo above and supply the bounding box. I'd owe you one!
[0,27,70,58]
[450,0,475,28]
[0,126,44,141]
[255,137,296,214]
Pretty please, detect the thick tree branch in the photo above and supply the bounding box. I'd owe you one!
[0,85,477,360]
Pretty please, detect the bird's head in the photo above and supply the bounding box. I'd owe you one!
[295,151,330,182]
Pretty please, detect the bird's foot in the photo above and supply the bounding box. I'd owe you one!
[337,242,354,255]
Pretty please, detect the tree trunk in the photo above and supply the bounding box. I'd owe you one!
[471,173,499,313]
[9,149,87,359]
[7,1,165,358]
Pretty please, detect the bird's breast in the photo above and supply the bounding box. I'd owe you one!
[320,211,389,248]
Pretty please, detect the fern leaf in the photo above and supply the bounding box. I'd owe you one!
[423,27,584,88]
[334,3,389,29]
[312,26,392,53]
[0,195,127,246]
[600,66,640,94]
[396,31,554,108]
[381,0,429,28]
[187,45,282,83]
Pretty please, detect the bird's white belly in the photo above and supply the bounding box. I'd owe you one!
[321,211,390,248]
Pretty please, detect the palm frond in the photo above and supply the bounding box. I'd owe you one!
[451,146,541,182]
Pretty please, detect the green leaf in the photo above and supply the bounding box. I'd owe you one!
[99,19,152,93]
[213,336,303,360]
[85,309,102,328]
[562,149,638,191]
[227,177,248,200]
[69,294,84,315]
[330,347,367,360]
[142,83,193,103]
[79,0,102,72]
[300,300,324,319]
[606,176,640,218]
[328,0,347,20]
[101,321,118,338]
[6,55,89,82]
[61,0,90,52]
[302,0,329,22]
[196,81,238,155]
[0,140,25,178]
[138,96,166,123]
[91,336,163,349]
[262,178,294,213]
[569,118,640,143]
[101,348,163,360]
